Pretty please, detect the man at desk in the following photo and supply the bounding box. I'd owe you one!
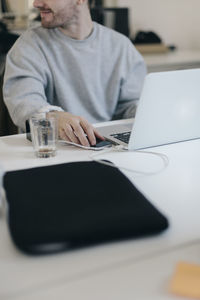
[3,0,146,146]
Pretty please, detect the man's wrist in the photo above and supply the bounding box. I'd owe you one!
[38,106,64,114]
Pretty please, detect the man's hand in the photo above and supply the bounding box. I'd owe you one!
[48,111,104,147]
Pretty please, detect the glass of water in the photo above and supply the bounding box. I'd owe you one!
[29,114,57,158]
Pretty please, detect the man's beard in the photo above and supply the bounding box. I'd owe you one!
[41,14,60,28]
[41,14,75,29]
[41,19,57,28]
[40,5,76,29]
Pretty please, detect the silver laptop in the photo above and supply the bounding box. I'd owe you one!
[98,68,200,150]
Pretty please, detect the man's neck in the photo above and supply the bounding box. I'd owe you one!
[59,8,93,40]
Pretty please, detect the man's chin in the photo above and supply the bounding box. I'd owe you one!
[41,21,57,28]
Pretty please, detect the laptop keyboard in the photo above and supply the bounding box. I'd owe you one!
[110,131,131,144]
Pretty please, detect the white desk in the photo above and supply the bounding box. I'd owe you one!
[1,127,200,299]
[144,49,200,72]
[10,241,200,300]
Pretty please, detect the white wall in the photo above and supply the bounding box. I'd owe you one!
[106,0,200,49]
[8,0,29,16]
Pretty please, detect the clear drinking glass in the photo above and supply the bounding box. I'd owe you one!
[29,114,57,158]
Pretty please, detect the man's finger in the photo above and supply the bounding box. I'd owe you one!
[59,129,69,141]
[63,124,80,144]
[72,123,90,147]
[94,128,105,141]
[80,120,96,145]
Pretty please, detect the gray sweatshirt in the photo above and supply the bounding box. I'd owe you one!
[3,22,146,130]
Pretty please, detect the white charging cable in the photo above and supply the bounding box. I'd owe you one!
[59,139,169,175]
[89,145,169,175]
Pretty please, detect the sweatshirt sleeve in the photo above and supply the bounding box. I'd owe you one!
[113,41,147,120]
[3,30,60,130]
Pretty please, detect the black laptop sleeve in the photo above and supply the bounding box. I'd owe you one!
[3,161,169,254]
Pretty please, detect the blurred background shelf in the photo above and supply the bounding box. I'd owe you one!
[143,49,200,73]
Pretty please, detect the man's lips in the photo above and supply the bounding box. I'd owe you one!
[40,9,52,15]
